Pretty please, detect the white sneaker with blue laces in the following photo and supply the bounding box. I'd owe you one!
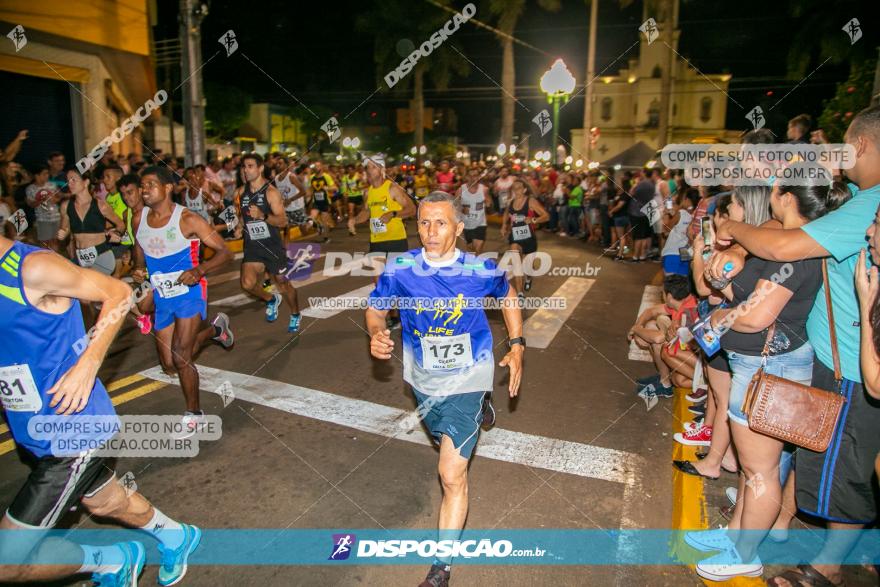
[91,541,145,587]
[157,523,202,586]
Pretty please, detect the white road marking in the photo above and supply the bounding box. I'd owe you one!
[628,285,663,362]
[139,365,645,486]
[210,256,363,307]
[523,277,595,349]
[301,284,374,318]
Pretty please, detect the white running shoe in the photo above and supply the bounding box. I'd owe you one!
[695,549,763,581]
[684,526,735,553]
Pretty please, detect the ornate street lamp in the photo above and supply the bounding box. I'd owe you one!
[539,58,576,164]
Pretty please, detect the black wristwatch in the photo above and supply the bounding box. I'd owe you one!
[508,337,526,349]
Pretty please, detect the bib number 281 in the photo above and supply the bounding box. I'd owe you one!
[0,364,42,412]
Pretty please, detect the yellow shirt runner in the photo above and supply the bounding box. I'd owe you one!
[366,180,407,243]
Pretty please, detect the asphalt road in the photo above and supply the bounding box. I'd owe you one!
[0,224,697,586]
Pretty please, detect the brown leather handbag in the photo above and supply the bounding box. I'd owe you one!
[741,260,846,452]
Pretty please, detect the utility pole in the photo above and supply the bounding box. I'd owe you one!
[583,0,599,159]
[180,0,207,166]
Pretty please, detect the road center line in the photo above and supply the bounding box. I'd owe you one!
[139,365,644,486]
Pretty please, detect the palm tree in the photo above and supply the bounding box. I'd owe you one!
[786,0,871,79]
[357,0,469,151]
[487,0,561,147]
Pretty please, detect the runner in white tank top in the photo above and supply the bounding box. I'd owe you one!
[455,167,492,254]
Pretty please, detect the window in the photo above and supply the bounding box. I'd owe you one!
[601,97,613,121]
[652,65,662,78]
[700,97,712,122]
[647,99,660,128]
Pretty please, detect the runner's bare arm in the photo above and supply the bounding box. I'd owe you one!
[390,183,416,219]
[499,286,524,397]
[365,307,393,360]
[57,200,71,240]
[528,197,550,224]
[262,185,289,228]
[22,251,132,414]
[177,209,232,285]
[97,199,125,232]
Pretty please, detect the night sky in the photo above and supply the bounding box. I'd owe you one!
[155,0,867,148]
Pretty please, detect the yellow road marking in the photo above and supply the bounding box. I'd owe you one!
[0,438,15,457]
[111,381,166,406]
[672,387,762,586]
[106,373,146,392]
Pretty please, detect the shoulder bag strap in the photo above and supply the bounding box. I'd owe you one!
[821,259,843,387]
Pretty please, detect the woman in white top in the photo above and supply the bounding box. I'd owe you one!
[660,189,697,276]
[455,167,492,254]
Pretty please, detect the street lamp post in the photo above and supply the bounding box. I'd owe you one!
[539,59,576,167]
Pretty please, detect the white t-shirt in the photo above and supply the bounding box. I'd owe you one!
[494,176,514,209]
[275,173,303,211]
[661,209,693,257]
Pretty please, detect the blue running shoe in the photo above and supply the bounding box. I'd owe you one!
[265,293,282,322]
[91,541,145,587]
[157,524,202,586]
[288,313,301,333]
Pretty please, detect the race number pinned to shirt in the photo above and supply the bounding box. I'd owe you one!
[314,191,326,202]
[9,209,28,235]
[150,270,188,299]
[221,206,238,230]
[76,247,98,267]
[512,224,531,241]
[246,221,270,240]
[420,333,474,371]
[0,364,42,412]
[370,217,388,234]
[641,200,661,226]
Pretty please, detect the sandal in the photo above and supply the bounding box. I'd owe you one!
[672,460,719,480]
[767,564,845,587]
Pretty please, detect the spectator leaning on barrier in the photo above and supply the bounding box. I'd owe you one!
[710,104,880,587]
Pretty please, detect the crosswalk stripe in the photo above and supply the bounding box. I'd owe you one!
[522,277,595,349]
[628,285,663,362]
[210,256,365,307]
[140,365,645,485]
[301,284,374,319]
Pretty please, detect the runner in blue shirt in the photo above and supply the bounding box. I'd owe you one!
[366,191,524,587]
[0,234,200,586]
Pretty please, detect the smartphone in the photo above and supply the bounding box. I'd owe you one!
[665,197,673,210]
[678,246,692,262]
[701,216,712,247]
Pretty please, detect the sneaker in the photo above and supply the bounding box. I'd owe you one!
[558,232,568,237]
[524,277,532,292]
[265,293,282,322]
[348,229,356,236]
[673,424,713,446]
[418,563,451,587]
[695,549,763,581]
[157,524,202,586]
[212,313,234,348]
[136,314,152,335]
[654,383,674,398]
[684,526,734,553]
[288,313,301,333]
[480,394,495,430]
[637,374,661,386]
[517,292,526,306]
[686,388,708,403]
[173,411,205,441]
[386,316,401,330]
[262,278,272,292]
[688,404,707,416]
[621,246,632,255]
[726,487,738,506]
[683,419,704,432]
[91,541,145,587]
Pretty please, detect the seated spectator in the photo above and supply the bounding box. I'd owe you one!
[628,274,699,397]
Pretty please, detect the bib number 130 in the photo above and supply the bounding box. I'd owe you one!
[420,334,473,370]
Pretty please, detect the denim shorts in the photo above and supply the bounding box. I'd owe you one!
[727,341,814,426]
